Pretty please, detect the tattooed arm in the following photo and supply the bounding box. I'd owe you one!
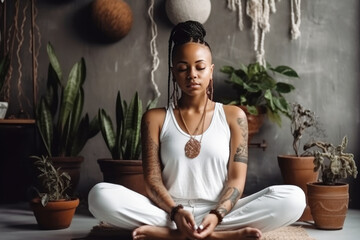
[141,109,175,213]
[213,105,249,218]
[142,109,199,238]
[196,105,248,238]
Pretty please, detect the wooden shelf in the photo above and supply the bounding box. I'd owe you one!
[0,119,35,125]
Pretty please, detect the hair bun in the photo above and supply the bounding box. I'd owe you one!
[172,21,207,45]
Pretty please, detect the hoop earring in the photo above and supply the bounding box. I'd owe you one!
[207,79,214,100]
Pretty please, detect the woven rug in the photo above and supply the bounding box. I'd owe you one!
[76,224,316,240]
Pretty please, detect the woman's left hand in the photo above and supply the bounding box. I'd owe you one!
[192,213,219,239]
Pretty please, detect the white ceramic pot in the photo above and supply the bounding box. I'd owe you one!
[0,101,8,119]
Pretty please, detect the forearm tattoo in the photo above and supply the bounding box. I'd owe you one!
[234,117,248,164]
[141,119,165,204]
[216,186,242,218]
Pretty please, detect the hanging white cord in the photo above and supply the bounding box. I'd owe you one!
[148,0,161,98]
[227,0,243,30]
[246,0,281,65]
[291,0,301,40]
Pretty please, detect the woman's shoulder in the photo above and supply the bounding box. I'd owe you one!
[142,107,167,125]
[221,104,246,119]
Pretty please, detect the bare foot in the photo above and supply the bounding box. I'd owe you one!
[209,227,262,240]
[132,225,186,240]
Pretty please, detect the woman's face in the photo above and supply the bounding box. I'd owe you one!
[172,42,214,98]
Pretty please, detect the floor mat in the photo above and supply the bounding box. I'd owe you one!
[261,226,316,240]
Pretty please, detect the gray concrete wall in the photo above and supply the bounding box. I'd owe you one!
[5,0,360,207]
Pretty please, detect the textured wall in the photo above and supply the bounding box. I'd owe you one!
[9,0,359,207]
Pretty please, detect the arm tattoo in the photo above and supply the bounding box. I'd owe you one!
[234,117,248,164]
[216,186,242,218]
[141,119,166,204]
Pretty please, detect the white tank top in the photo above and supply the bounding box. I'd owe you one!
[160,102,230,202]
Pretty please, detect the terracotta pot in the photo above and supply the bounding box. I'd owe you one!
[50,156,84,195]
[30,197,79,230]
[307,182,349,230]
[238,106,266,143]
[278,155,318,221]
[97,159,147,196]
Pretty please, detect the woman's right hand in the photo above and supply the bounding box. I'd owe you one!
[173,208,198,239]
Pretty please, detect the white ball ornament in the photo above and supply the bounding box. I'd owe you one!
[165,0,211,25]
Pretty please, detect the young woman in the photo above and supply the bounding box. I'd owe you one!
[88,21,306,240]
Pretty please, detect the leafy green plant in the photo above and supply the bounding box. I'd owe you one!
[220,62,299,126]
[0,55,10,98]
[36,42,99,157]
[32,155,71,206]
[99,91,156,160]
[304,136,358,185]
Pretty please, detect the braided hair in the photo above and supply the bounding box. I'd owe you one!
[167,21,212,107]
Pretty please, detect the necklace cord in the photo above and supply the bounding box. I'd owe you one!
[178,97,209,142]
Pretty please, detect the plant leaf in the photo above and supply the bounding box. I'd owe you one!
[47,42,63,84]
[275,82,295,93]
[99,109,117,158]
[37,98,53,156]
[271,65,299,78]
[58,60,83,133]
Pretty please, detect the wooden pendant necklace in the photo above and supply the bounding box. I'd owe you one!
[178,98,208,159]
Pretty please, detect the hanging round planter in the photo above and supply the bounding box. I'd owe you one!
[165,0,211,25]
[307,182,349,230]
[97,159,147,197]
[239,105,266,143]
[278,155,318,221]
[92,0,133,41]
[30,197,79,230]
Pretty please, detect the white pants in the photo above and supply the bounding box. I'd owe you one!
[88,183,305,233]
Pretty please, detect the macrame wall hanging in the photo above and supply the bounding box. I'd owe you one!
[165,0,211,25]
[227,0,302,65]
[148,0,160,99]
[1,0,40,119]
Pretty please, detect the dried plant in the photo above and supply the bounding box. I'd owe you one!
[304,136,358,185]
[291,103,316,156]
[32,155,71,206]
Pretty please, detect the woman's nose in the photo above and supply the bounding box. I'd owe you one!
[187,67,197,80]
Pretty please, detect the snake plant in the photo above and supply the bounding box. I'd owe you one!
[99,91,157,160]
[36,42,99,157]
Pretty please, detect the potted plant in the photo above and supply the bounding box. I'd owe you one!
[0,55,10,119]
[220,62,298,141]
[305,136,358,229]
[278,103,320,221]
[36,42,99,193]
[30,155,79,230]
[97,91,156,196]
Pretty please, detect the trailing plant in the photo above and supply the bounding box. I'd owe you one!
[220,62,299,126]
[304,136,358,185]
[32,155,71,206]
[36,42,99,157]
[99,91,157,160]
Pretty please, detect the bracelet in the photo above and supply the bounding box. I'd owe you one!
[170,204,184,221]
[209,209,223,224]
